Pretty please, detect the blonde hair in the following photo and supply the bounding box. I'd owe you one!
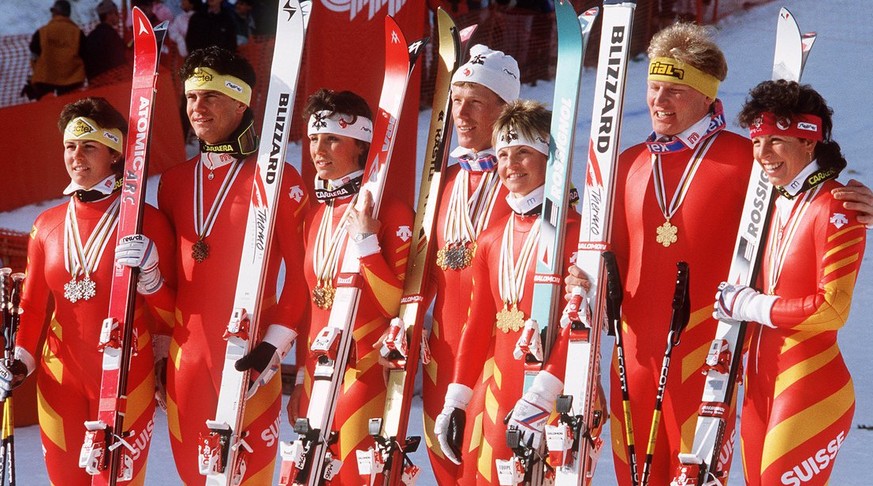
[648,23,727,81]
[493,99,551,148]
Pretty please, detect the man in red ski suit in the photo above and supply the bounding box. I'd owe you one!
[422,44,520,485]
[434,100,580,485]
[716,80,866,486]
[157,47,310,484]
[1,97,176,485]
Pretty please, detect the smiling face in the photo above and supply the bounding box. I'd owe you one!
[646,80,713,136]
[497,144,547,196]
[308,132,365,181]
[451,83,505,152]
[186,89,247,144]
[752,134,816,187]
[64,140,117,189]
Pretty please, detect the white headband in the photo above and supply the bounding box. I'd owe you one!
[307,110,373,143]
[495,126,550,156]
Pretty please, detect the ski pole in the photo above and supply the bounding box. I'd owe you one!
[1,272,24,486]
[602,251,639,486]
[640,261,690,486]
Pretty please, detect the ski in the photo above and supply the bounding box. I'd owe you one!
[547,2,636,485]
[356,9,471,486]
[0,270,24,486]
[78,9,167,485]
[196,2,310,485]
[278,17,427,486]
[671,8,815,486]
[497,3,599,485]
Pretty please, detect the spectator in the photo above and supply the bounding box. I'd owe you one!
[152,0,175,23]
[83,0,127,80]
[26,0,86,100]
[168,0,202,57]
[186,0,237,53]
[231,0,256,46]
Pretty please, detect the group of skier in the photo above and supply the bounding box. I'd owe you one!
[0,10,870,486]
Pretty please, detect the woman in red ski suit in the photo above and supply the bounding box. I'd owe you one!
[287,88,413,484]
[435,100,580,485]
[717,79,866,486]
[0,97,176,486]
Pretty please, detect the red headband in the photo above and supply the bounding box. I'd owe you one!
[749,112,823,141]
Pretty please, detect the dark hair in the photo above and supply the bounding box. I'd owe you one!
[738,79,846,172]
[493,99,551,150]
[303,88,372,168]
[58,97,126,137]
[180,46,256,89]
[58,97,127,168]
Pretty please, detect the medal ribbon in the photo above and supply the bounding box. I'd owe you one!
[498,215,542,307]
[443,170,501,248]
[313,198,357,287]
[651,133,717,223]
[766,184,820,293]
[194,158,244,241]
[64,197,121,279]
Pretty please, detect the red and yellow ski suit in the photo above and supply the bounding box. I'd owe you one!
[17,194,176,486]
[454,208,580,485]
[741,179,865,486]
[157,156,310,484]
[424,164,511,484]
[295,192,413,484]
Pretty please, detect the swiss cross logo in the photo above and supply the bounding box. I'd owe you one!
[830,213,848,229]
[396,225,412,242]
[289,185,304,202]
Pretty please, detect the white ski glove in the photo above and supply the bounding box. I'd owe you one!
[506,371,563,450]
[235,325,297,399]
[713,282,777,327]
[115,234,163,295]
[433,383,472,465]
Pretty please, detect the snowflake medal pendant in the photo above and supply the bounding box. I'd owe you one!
[496,303,525,333]
[312,282,336,310]
[192,239,210,263]
[656,220,678,248]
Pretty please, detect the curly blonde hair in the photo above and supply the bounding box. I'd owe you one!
[648,23,728,81]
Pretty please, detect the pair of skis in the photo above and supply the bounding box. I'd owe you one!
[78,8,168,486]
[543,2,637,486]
[496,2,598,485]
[353,9,474,486]
[672,8,817,485]
[0,268,24,486]
[278,17,428,486]
[197,2,310,486]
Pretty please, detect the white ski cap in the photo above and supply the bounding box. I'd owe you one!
[451,44,520,103]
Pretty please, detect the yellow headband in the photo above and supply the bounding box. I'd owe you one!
[648,57,720,99]
[63,116,123,154]
[184,66,252,107]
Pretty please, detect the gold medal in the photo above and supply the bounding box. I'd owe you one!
[436,242,476,270]
[495,303,525,333]
[192,239,210,263]
[656,220,678,247]
[312,282,336,310]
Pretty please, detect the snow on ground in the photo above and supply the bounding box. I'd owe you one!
[2,0,872,484]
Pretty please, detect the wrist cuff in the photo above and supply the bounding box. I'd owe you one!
[263,324,297,359]
[354,233,380,258]
[529,370,564,403]
[14,346,36,376]
[445,383,473,410]
[745,293,778,328]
